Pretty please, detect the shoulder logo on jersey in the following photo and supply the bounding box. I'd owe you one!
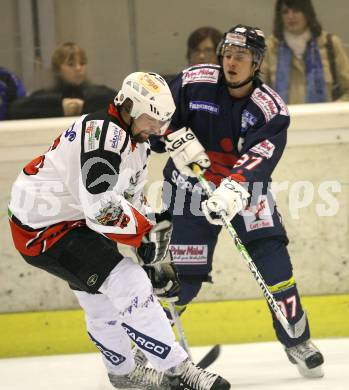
[250,139,275,159]
[84,120,103,152]
[104,122,128,154]
[95,200,130,228]
[251,88,279,122]
[182,67,220,86]
[189,100,220,115]
[262,84,289,116]
[64,123,77,141]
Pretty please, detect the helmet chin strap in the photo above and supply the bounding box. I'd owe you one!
[117,103,138,141]
[128,117,138,142]
[224,75,254,89]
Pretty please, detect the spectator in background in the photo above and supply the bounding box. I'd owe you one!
[0,67,26,120]
[186,26,223,66]
[163,27,223,83]
[9,42,115,119]
[261,0,349,104]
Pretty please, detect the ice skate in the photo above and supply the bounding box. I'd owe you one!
[285,340,324,378]
[132,345,148,366]
[108,363,171,389]
[166,358,230,390]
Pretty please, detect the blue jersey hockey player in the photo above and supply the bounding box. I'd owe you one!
[152,24,325,379]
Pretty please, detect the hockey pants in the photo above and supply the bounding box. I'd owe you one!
[74,257,187,375]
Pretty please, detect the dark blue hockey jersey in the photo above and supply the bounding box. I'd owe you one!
[152,64,290,192]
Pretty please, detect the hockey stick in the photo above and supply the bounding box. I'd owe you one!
[191,164,306,339]
[197,344,221,369]
[168,302,192,360]
[168,302,221,369]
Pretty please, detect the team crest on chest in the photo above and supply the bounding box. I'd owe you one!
[241,109,258,133]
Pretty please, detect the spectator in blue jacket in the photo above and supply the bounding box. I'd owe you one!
[0,67,26,120]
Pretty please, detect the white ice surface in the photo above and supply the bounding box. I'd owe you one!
[0,338,348,389]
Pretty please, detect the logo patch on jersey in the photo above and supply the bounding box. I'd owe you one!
[251,88,278,122]
[88,332,126,366]
[95,200,130,228]
[250,139,275,159]
[123,170,142,200]
[64,123,77,141]
[189,101,219,115]
[262,84,289,116]
[242,195,274,232]
[182,67,219,85]
[87,273,98,286]
[105,123,127,154]
[121,323,171,359]
[170,244,208,265]
[84,120,102,152]
[241,109,258,133]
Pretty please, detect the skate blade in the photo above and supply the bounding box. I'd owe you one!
[297,363,324,378]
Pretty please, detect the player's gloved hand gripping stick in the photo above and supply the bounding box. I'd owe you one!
[136,211,180,300]
[191,163,307,339]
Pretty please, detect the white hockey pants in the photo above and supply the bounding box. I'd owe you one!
[74,257,187,375]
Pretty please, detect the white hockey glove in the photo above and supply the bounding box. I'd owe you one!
[201,178,250,225]
[136,211,173,265]
[165,127,211,177]
[143,259,180,302]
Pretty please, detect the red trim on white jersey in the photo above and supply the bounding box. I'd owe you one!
[9,216,85,256]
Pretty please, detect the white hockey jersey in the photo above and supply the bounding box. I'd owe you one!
[9,104,153,256]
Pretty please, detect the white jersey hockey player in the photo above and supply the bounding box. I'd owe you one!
[8,72,231,390]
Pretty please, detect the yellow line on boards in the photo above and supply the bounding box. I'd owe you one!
[1,295,348,358]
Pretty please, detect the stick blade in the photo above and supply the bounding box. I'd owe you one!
[197,344,221,369]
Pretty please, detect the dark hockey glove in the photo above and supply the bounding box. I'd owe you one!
[136,211,173,265]
[143,259,180,302]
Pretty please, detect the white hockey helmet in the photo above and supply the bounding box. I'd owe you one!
[114,72,176,134]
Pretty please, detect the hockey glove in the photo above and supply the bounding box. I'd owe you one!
[202,178,250,225]
[143,260,180,302]
[165,127,211,177]
[136,211,173,265]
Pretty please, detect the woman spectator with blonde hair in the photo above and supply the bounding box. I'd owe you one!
[9,42,115,119]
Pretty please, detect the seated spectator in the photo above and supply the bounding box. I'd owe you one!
[9,42,115,119]
[186,26,223,66]
[261,0,349,104]
[0,67,26,120]
[163,26,223,83]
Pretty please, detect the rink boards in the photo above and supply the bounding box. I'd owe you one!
[1,294,348,358]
